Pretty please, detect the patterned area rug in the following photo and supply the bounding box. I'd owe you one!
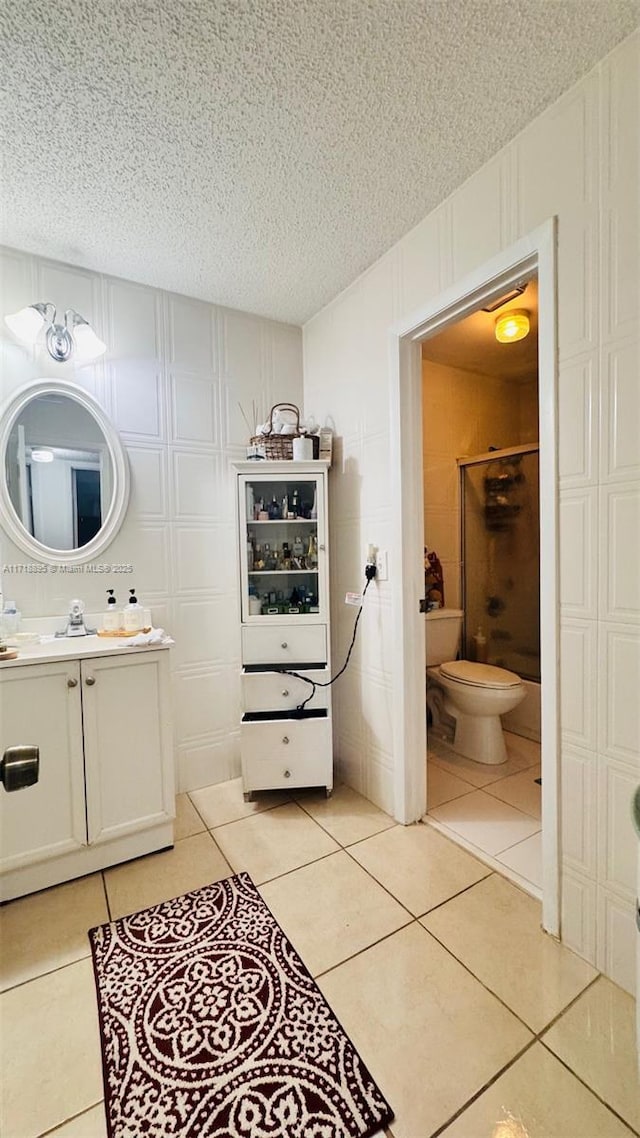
[89,872,393,1138]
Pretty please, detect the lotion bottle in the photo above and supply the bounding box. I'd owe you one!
[124,588,144,632]
[103,590,120,632]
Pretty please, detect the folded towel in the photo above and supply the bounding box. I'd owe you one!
[125,628,174,648]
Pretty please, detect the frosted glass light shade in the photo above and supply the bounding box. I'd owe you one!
[31,448,54,463]
[72,321,107,360]
[5,305,46,343]
[495,309,530,344]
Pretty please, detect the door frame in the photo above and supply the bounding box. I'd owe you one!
[388,219,560,935]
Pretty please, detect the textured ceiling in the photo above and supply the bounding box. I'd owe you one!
[1,2,638,325]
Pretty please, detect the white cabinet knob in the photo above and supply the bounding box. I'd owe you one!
[283,769,291,778]
[282,689,289,697]
[282,736,289,745]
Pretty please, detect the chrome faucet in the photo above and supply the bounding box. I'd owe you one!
[57,598,96,638]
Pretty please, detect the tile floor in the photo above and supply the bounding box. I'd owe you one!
[426,730,544,893]
[1,778,638,1138]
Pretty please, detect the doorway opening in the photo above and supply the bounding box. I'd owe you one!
[389,220,559,934]
[421,276,542,897]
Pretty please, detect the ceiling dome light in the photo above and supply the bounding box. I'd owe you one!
[30,448,54,463]
[495,309,530,344]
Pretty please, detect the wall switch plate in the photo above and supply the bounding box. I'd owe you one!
[375,550,389,580]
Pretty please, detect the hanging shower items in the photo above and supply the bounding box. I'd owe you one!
[483,452,526,531]
[460,444,540,682]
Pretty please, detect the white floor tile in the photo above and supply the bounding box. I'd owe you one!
[440,1042,632,1137]
[543,976,640,1133]
[426,762,476,809]
[428,789,541,856]
[318,923,532,1138]
[497,831,543,889]
[428,735,539,788]
[422,875,597,1033]
[485,765,542,818]
[1,959,103,1138]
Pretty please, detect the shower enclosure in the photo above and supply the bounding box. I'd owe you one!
[460,444,540,682]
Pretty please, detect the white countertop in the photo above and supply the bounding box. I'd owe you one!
[0,634,171,669]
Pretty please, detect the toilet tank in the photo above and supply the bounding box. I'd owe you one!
[425,608,463,666]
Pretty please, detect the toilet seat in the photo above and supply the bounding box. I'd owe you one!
[439,660,522,689]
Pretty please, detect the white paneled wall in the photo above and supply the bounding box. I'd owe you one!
[0,248,303,793]
[303,33,639,993]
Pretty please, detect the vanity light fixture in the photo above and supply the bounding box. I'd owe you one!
[4,302,106,362]
[30,448,54,463]
[495,309,530,344]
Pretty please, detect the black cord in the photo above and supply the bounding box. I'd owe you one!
[276,575,373,713]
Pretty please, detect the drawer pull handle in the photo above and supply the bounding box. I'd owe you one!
[282,689,289,697]
[283,769,291,778]
[67,677,78,688]
[281,642,288,649]
[85,676,96,686]
[282,736,290,745]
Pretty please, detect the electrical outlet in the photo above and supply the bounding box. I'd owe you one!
[375,549,389,580]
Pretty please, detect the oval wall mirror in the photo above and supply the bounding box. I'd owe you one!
[0,381,130,564]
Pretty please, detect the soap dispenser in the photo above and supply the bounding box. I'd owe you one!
[103,590,120,632]
[124,588,144,632]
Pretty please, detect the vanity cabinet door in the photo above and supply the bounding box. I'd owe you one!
[0,661,86,872]
[81,652,175,845]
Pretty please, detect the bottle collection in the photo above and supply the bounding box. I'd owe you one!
[248,584,319,616]
[245,481,320,617]
[247,483,317,522]
[247,532,318,572]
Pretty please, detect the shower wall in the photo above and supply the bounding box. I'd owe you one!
[422,360,538,607]
[462,450,540,681]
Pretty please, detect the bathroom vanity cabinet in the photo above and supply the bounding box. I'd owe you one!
[0,644,174,901]
[234,461,333,798]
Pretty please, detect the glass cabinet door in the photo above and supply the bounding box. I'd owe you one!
[239,472,326,623]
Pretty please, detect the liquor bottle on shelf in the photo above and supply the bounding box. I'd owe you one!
[307,534,318,568]
[247,534,254,571]
[293,533,304,558]
[291,487,300,517]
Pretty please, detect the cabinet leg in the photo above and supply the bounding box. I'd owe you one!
[325,787,333,799]
[243,791,254,803]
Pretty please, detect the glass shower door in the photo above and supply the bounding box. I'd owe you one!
[462,449,540,681]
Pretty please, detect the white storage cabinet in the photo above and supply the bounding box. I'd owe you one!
[0,648,174,901]
[234,461,333,798]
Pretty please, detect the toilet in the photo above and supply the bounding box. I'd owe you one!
[425,608,526,765]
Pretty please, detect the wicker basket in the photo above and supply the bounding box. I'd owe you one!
[250,403,301,460]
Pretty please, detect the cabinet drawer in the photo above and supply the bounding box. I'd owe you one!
[241,624,326,666]
[241,716,332,791]
[242,668,329,712]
